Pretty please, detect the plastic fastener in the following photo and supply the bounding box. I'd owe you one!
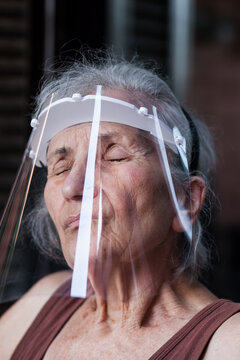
[29,150,35,159]
[30,118,39,128]
[72,93,82,101]
[138,107,148,115]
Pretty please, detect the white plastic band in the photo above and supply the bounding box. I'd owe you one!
[152,106,192,241]
[71,85,102,298]
[173,126,189,172]
[97,185,102,253]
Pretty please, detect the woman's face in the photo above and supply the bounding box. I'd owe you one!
[44,98,176,269]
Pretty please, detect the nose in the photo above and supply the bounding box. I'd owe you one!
[62,162,99,201]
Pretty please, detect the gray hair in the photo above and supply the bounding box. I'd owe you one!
[27,52,216,278]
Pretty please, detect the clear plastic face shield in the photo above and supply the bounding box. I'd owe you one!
[0,86,192,303]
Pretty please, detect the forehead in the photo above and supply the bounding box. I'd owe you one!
[46,122,146,158]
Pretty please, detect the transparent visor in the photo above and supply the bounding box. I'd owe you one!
[0,86,192,303]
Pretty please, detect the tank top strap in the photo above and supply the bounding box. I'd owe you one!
[149,299,240,360]
[11,279,88,360]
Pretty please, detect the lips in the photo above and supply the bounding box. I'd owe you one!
[65,214,80,229]
[65,213,102,229]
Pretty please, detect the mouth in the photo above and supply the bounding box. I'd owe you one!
[65,214,102,229]
[65,215,80,229]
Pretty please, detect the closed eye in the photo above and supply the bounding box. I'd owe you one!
[108,157,127,162]
[55,168,71,175]
[51,158,72,176]
[104,144,129,162]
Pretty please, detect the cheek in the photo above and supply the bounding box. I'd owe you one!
[125,163,164,196]
[122,164,173,225]
[108,165,144,204]
[104,163,163,217]
[44,181,63,228]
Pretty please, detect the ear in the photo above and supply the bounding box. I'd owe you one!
[172,176,206,233]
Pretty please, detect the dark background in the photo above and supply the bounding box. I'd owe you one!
[0,0,240,303]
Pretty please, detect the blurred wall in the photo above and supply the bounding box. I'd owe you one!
[186,0,240,301]
[0,0,31,213]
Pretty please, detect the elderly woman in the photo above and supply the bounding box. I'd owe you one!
[0,56,240,360]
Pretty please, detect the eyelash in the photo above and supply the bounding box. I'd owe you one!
[108,157,127,162]
[55,168,71,176]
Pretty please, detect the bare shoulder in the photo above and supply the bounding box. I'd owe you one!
[204,311,240,359]
[0,270,71,360]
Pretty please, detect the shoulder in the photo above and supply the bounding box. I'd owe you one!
[0,270,71,360]
[203,308,240,359]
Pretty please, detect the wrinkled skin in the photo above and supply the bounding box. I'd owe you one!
[44,121,177,298]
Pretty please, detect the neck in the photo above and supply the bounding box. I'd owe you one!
[87,245,193,328]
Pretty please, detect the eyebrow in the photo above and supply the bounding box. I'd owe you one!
[99,132,122,141]
[47,146,72,163]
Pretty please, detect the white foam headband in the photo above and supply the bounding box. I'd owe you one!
[30,92,180,166]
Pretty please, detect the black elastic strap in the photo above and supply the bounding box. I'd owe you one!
[181,108,200,173]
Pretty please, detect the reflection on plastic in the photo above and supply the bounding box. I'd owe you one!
[0,94,55,302]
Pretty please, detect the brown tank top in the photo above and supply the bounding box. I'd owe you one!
[11,281,240,360]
